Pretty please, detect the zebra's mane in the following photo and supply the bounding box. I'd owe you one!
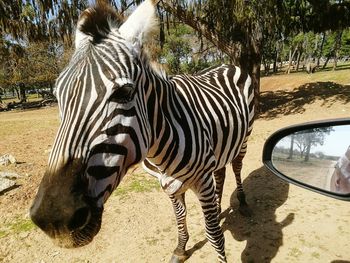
[140,49,168,80]
[76,0,166,80]
[77,0,124,45]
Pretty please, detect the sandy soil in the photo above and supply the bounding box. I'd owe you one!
[0,78,350,263]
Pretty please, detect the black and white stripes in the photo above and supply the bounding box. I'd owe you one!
[30,1,255,262]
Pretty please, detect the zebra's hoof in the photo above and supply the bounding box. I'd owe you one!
[238,204,252,217]
[169,252,189,263]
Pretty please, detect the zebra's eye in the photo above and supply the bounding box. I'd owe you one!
[110,83,135,103]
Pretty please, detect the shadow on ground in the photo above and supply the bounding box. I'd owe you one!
[259,81,350,120]
[188,166,293,262]
[223,166,293,262]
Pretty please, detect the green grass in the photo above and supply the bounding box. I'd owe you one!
[146,236,159,246]
[0,107,59,137]
[113,173,160,199]
[273,151,335,167]
[0,230,7,239]
[0,217,36,239]
[311,252,320,259]
[288,247,302,258]
[266,61,350,82]
[260,63,350,92]
[1,94,43,104]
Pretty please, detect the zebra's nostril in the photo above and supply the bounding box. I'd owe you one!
[68,207,91,231]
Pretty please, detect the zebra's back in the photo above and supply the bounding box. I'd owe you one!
[170,64,255,170]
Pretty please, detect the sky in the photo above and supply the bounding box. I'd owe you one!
[312,125,350,156]
[276,125,350,157]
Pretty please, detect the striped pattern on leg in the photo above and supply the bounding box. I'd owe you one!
[170,193,189,261]
[194,175,227,263]
[214,167,226,215]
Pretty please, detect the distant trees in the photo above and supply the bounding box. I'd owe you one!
[289,128,333,162]
[160,0,350,97]
[0,40,72,100]
[0,0,350,100]
[0,0,81,97]
[159,25,192,74]
[152,24,225,74]
[272,30,350,76]
[0,0,86,43]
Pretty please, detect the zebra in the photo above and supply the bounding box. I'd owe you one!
[30,0,255,262]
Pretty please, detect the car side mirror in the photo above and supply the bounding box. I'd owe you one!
[263,118,350,201]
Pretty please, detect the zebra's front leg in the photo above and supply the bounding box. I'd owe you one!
[194,175,227,262]
[169,193,189,263]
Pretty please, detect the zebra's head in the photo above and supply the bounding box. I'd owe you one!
[30,0,158,248]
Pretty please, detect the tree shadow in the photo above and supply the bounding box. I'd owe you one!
[259,81,350,120]
[187,166,293,262]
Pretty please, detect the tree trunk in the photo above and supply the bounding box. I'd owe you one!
[287,134,295,159]
[238,26,262,113]
[333,30,343,71]
[305,54,314,74]
[304,140,312,162]
[323,55,331,69]
[19,83,26,102]
[313,33,319,58]
[317,32,326,67]
[239,49,261,111]
[49,83,54,94]
[14,87,20,100]
[273,42,280,73]
[273,49,278,73]
[296,50,302,71]
[263,56,270,75]
[286,46,298,74]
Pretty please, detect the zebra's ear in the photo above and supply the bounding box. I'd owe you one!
[119,0,157,48]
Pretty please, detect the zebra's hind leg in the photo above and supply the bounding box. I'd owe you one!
[232,144,252,217]
[194,175,227,263]
[169,193,189,263]
[214,167,226,215]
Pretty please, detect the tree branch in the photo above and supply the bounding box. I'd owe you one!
[159,0,235,60]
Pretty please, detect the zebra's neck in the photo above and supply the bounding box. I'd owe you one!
[139,62,184,174]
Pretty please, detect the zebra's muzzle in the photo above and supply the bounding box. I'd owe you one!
[30,162,104,248]
[35,206,103,248]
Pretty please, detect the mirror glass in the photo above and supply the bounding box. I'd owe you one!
[272,125,350,195]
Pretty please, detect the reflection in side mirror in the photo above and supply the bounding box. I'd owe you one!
[263,119,350,201]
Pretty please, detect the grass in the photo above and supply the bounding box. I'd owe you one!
[260,62,350,92]
[146,236,159,246]
[113,172,160,199]
[1,94,43,104]
[288,247,302,258]
[0,107,59,137]
[0,217,36,239]
[273,152,335,168]
[311,252,320,259]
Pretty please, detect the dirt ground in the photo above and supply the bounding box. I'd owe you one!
[0,75,350,263]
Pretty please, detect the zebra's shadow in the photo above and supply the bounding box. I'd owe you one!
[188,166,294,262]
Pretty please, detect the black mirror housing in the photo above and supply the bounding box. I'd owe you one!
[263,118,350,201]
